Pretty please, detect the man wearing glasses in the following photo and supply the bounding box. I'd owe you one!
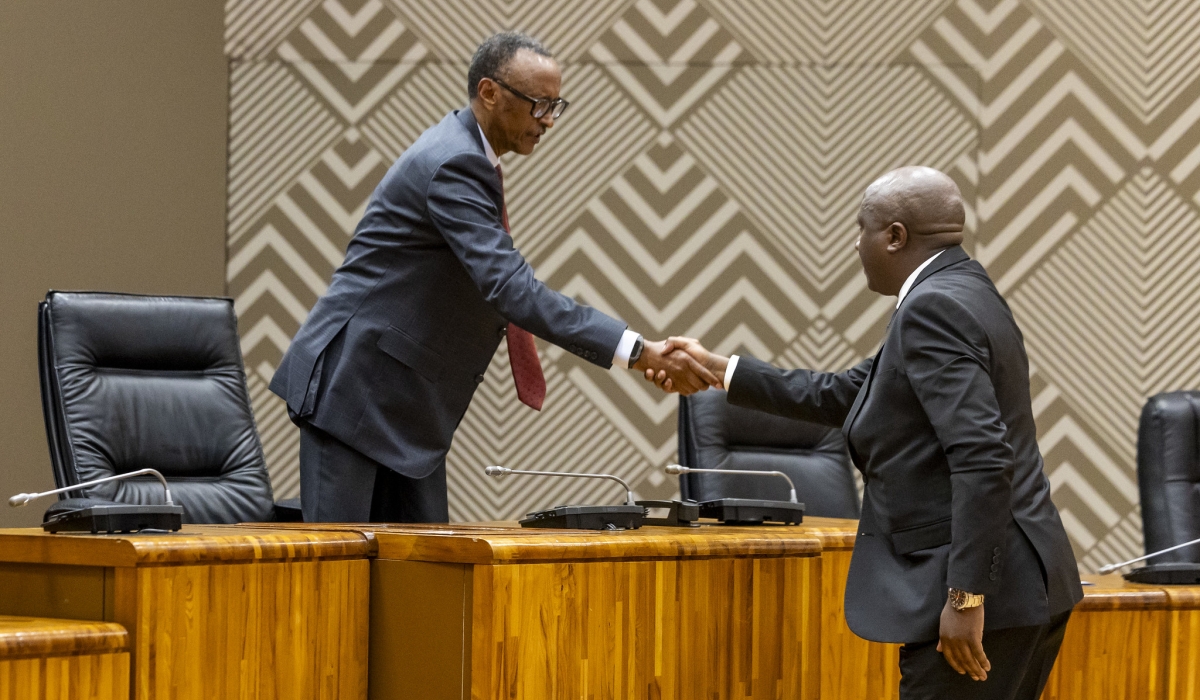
[271,32,718,523]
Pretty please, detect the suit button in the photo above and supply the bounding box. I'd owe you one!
[589,351,597,360]
[475,374,485,384]
[990,573,998,581]
[990,564,999,572]
[993,547,1001,554]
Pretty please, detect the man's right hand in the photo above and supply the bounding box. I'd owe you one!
[645,337,730,392]
[632,339,721,395]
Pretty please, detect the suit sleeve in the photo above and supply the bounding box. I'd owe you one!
[726,355,873,428]
[900,292,1013,596]
[426,153,626,367]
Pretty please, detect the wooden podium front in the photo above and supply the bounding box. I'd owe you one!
[363,524,823,700]
[0,526,370,700]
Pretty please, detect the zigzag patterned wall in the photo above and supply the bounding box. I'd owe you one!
[225,0,1200,571]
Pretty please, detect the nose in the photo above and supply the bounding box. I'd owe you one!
[539,113,555,129]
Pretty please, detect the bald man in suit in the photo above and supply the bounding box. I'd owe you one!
[661,167,1082,699]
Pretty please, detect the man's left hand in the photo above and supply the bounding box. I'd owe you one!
[936,599,989,681]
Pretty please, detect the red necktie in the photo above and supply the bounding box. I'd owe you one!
[496,165,546,410]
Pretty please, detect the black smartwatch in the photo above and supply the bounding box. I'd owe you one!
[628,335,644,366]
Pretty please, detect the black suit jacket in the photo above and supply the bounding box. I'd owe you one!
[270,108,626,477]
[728,247,1082,643]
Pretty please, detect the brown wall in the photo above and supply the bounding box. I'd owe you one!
[0,2,228,525]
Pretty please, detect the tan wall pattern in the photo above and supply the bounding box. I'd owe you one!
[224,0,1200,571]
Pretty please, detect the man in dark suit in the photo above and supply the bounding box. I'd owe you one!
[271,32,716,524]
[660,167,1083,699]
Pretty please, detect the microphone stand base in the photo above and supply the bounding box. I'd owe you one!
[1123,562,1200,585]
[698,498,804,525]
[519,504,645,531]
[43,502,184,534]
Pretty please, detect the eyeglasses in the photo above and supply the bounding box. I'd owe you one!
[491,78,570,120]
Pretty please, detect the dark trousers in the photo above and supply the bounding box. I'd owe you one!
[297,422,449,523]
[898,610,1071,700]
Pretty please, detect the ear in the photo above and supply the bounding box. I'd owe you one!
[476,78,499,111]
[886,222,908,252]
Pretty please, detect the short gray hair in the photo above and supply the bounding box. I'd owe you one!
[467,32,552,99]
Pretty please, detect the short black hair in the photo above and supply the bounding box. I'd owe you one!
[467,32,552,99]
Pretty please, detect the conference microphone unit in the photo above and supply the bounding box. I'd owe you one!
[483,466,645,531]
[1097,536,1200,584]
[9,468,184,534]
[665,464,804,525]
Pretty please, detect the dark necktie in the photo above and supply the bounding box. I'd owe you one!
[495,165,546,410]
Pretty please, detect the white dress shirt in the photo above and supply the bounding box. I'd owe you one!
[724,250,945,391]
[478,125,641,368]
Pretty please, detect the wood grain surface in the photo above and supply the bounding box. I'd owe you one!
[0,651,129,699]
[0,526,369,567]
[0,527,371,700]
[470,555,821,700]
[0,616,127,659]
[371,525,822,564]
[119,558,369,700]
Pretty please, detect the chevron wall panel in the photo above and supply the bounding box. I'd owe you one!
[225,0,1200,571]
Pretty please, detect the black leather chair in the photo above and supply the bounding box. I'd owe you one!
[38,291,298,523]
[677,391,860,518]
[1137,391,1200,562]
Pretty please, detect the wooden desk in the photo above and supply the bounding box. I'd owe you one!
[0,615,128,699]
[789,518,902,700]
[1043,573,1200,700]
[360,523,824,700]
[0,526,371,700]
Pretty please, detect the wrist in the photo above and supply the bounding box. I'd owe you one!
[948,588,984,611]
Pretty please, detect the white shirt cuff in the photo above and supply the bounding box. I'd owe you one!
[612,330,641,369]
[724,355,741,391]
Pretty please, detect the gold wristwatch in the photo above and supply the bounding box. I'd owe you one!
[948,588,984,611]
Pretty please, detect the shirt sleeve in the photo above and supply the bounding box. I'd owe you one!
[724,355,741,390]
[612,330,641,369]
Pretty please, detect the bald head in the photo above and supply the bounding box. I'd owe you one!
[854,166,966,296]
[860,166,964,243]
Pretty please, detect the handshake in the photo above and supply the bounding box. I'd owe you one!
[630,337,730,395]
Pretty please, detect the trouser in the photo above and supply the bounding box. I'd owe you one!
[898,609,1072,700]
[297,422,448,524]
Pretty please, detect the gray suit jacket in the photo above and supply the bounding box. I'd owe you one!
[728,247,1082,643]
[270,108,626,477]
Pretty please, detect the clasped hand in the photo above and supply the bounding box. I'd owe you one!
[631,339,722,395]
[634,337,730,395]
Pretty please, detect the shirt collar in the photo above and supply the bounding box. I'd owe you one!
[896,250,945,308]
[477,125,500,168]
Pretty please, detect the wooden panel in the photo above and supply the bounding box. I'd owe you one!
[369,560,472,700]
[817,548,900,700]
[123,558,369,700]
[469,556,820,700]
[0,563,106,621]
[0,526,369,567]
[1041,606,1169,700]
[0,651,129,700]
[0,616,126,659]
[372,526,822,564]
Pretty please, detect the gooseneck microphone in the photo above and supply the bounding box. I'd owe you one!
[8,468,174,508]
[665,464,798,504]
[484,466,635,505]
[1098,536,1200,574]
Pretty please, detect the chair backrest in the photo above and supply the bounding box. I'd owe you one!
[38,291,274,523]
[1137,391,1200,562]
[677,392,860,518]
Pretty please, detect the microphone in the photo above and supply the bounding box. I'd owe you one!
[665,464,798,504]
[484,466,635,505]
[1098,536,1200,574]
[9,468,174,508]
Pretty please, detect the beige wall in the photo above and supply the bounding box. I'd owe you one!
[0,2,228,526]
